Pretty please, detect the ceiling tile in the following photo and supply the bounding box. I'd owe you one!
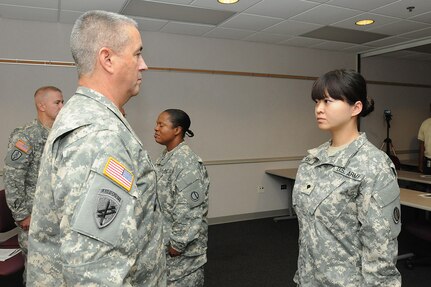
[311,41,356,51]
[301,26,387,44]
[410,11,431,24]
[243,32,290,44]
[122,0,235,25]
[366,36,411,47]
[371,0,431,19]
[279,36,326,47]
[290,4,362,25]
[326,0,396,11]
[220,13,283,31]
[307,0,331,3]
[332,12,399,31]
[132,16,169,32]
[59,10,83,24]
[342,45,374,53]
[264,19,322,36]
[244,0,319,19]
[160,21,215,36]
[62,0,125,13]
[204,27,255,40]
[369,19,430,35]
[399,27,431,38]
[0,0,58,9]
[150,0,194,4]
[192,0,262,12]
[0,4,57,22]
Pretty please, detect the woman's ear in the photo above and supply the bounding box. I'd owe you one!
[352,101,363,117]
[174,126,182,136]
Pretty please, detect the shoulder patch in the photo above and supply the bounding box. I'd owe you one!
[103,157,134,192]
[15,139,31,154]
[96,189,121,228]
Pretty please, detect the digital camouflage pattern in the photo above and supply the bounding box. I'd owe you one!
[27,87,166,286]
[155,142,210,286]
[4,119,49,254]
[293,133,401,287]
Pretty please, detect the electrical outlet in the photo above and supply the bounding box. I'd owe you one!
[281,184,287,190]
[257,185,265,193]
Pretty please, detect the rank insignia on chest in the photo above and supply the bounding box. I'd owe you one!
[103,157,134,192]
[15,139,31,154]
[96,189,122,228]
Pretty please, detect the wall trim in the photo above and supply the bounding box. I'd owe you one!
[204,150,417,165]
[1,58,430,88]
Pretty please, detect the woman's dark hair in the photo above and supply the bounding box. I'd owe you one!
[311,69,374,117]
[164,109,194,138]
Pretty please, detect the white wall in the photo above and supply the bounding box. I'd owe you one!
[1,18,430,220]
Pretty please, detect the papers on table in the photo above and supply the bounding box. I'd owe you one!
[0,248,21,261]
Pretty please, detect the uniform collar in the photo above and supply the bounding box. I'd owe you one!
[35,119,50,137]
[307,133,367,168]
[75,86,143,146]
[158,141,186,165]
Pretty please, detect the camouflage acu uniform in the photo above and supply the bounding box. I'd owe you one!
[293,133,401,287]
[27,87,166,286]
[155,142,210,287]
[4,119,49,255]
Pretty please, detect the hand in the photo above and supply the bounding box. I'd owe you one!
[168,246,181,257]
[18,216,31,231]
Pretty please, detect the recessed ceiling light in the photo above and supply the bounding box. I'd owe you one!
[218,0,239,4]
[355,19,375,26]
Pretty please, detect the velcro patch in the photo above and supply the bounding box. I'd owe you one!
[15,139,31,154]
[95,189,121,228]
[103,157,134,191]
[11,150,23,161]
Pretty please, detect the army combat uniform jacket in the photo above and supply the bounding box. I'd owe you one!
[4,119,49,253]
[27,87,166,286]
[155,142,210,283]
[293,133,401,287]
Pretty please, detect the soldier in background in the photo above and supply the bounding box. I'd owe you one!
[27,10,166,286]
[154,109,210,287]
[418,104,431,174]
[4,85,64,282]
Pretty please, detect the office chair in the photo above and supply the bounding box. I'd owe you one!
[0,189,25,286]
[404,218,431,269]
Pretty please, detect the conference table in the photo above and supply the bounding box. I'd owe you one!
[265,168,431,212]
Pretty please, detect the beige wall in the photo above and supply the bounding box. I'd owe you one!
[1,18,430,220]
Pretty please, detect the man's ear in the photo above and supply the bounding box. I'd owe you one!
[98,47,114,74]
[37,101,46,112]
[352,101,363,117]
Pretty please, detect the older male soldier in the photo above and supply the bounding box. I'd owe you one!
[27,10,166,286]
[4,86,63,275]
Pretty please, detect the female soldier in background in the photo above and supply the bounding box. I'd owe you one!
[292,69,401,286]
[154,109,210,287]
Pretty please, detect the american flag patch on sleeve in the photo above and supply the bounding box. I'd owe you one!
[103,157,134,192]
[15,139,31,154]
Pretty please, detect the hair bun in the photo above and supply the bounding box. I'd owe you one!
[186,130,194,137]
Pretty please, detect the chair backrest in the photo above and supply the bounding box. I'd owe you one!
[0,189,16,233]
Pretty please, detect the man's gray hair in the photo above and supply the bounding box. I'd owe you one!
[70,10,138,76]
